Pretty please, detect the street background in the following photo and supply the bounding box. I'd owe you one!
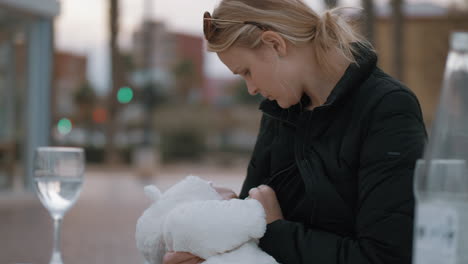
[1,162,246,264]
[1,0,468,263]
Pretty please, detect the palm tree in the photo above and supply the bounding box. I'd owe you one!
[324,0,338,9]
[362,0,375,45]
[391,0,404,80]
[105,0,122,164]
[74,81,97,143]
[173,59,196,103]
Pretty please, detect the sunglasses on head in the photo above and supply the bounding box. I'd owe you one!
[203,11,269,41]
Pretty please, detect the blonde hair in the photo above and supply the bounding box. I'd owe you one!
[206,0,372,73]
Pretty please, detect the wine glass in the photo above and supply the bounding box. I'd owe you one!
[33,147,85,264]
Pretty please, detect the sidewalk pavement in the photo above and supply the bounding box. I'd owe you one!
[0,163,247,264]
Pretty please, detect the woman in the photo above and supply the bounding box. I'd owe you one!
[164,0,427,263]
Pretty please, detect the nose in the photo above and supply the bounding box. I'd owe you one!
[246,81,259,95]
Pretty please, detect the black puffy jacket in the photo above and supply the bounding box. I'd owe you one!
[239,46,427,264]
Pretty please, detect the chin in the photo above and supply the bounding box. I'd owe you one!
[276,100,291,109]
[277,98,301,109]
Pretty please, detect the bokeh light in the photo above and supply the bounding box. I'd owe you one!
[57,118,72,135]
[117,86,133,104]
[92,107,108,124]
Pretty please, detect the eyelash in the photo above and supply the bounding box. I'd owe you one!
[243,70,250,76]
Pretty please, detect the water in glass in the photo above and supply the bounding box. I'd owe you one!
[33,147,85,264]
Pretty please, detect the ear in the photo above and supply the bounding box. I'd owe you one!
[260,31,287,57]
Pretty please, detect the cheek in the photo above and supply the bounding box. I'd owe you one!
[254,68,274,87]
[282,68,303,94]
[270,68,294,93]
[282,66,297,83]
[271,62,294,84]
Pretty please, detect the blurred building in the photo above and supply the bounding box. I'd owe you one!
[131,20,174,93]
[0,0,59,190]
[204,77,242,105]
[53,51,88,119]
[131,20,205,102]
[375,3,468,126]
[172,33,204,102]
[122,20,208,150]
[51,51,98,147]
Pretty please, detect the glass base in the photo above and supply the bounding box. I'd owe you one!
[49,252,63,264]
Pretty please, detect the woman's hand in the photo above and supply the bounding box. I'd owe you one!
[212,185,238,200]
[163,252,204,264]
[248,185,284,224]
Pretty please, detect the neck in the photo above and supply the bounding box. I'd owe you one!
[303,48,350,110]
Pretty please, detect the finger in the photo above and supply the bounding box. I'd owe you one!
[163,252,198,264]
[222,191,237,200]
[248,187,261,198]
[223,188,238,199]
[195,258,206,264]
[227,192,237,199]
[258,184,272,191]
[213,187,238,200]
[185,258,205,264]
[258,185,275,195]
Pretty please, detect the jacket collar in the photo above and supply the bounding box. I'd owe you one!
[259,43,377,124]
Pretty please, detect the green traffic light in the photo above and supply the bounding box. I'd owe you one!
[117,87,133,104]
[57,118,72,135]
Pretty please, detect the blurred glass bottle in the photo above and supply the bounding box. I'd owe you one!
[413,32,468,264]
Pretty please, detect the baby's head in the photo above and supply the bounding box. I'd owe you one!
[136,176,222,264]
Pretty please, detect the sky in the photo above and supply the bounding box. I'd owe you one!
[54,0,454,94]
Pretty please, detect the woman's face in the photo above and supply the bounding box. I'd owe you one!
[217,45,304,109]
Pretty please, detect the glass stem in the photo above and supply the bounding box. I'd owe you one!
[51,216,64,264]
